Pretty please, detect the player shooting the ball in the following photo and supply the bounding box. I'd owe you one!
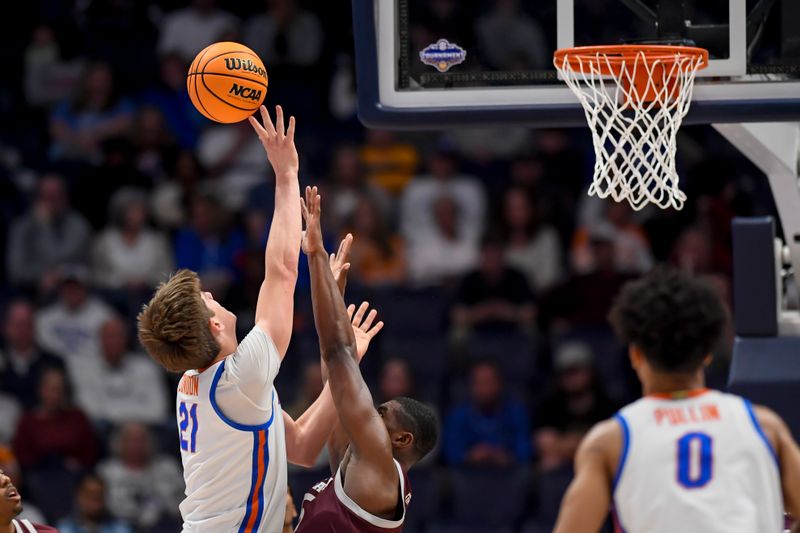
[137,106,382,532]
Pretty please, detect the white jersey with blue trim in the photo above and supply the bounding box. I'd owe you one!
[176,326,287,533]
[612,389,783,533]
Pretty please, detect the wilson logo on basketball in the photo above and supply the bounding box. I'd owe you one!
[223,58,267,78]
[229,83,262,101]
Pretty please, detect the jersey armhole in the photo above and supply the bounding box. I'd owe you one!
[743,399,779,466]
[612,413,631,492]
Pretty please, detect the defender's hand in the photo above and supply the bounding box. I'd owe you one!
[301,186,324,256]
[347,302,384,361]
[248,105,298,178]
[330,234,353,296]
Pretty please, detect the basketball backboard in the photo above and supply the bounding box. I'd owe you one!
[352,0,800,128]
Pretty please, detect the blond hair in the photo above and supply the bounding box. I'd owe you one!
[137,269,220,373]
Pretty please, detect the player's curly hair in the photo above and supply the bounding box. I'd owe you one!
[393,396,439,462]
[137,269,220,373]
[609,268,726,373]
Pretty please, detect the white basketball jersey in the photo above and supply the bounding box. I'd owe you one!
[176,326,287,533]
[613,389,783,533]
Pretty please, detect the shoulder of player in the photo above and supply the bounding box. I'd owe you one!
[752,403,788,450]
[342,454,400,509]
[575,418,623,478]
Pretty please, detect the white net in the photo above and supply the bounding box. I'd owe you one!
[554,48,706,210]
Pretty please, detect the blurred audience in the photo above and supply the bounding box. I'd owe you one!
[24,25,84,108]
[6,175,91,292]
[286,361,324,420]
[378,358,416,404]
[56,473,131,533]
[144,54,201,149]
[35,266,114,362]
[69,317,167,428]
[13,367,97,472]
[157,0,238,62]
[501,186,563,292]
[92,188,173,292]
[130,107,178,183]
[444,360,531,466]
[151,149,206,229]
[360,130,420,196]
[98,423,182,529]
[49,62,134,164]
[0,447,47,524]
[476,0,548,69]
[0,300,63,409]
[534,342,617,471]
[345,198,406,286]
[244,0,324,68]
[451,236,536,338]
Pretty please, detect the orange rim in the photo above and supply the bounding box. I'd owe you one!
[554,44,709,75]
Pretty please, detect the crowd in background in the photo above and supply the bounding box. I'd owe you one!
[0,0,779,531]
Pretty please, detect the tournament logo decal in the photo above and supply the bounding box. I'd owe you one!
[419,39,466,73]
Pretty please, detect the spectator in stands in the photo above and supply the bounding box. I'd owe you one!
[360,129,419,196]
[98,423,182,529]
[345,198,406,286]
[49,62,134,163]
[283,486,298,533]
[325,143,392,237]
[174,193,246,298]
[69,317,167,428]
[13,367,97,472]
[6,175,92,292]
[130,106,178,183]
[157,0,238,63]
[401,143,485,248]
[35,266,114,362]
[0,300,63,409]
[406,195,479,287]
[501,186,563,292]
[57,473,131,533]
[144,54,201,149]
[670,226,713,275]
[92,188,173,292]
[451,236,536,338]
[244,0,324,68]
[378,358,415,404]
[24,25,84,109]
[151,149,205,229]
[444,360,531,466]
[541,225,636,332]
[476,0,548,69]
[571,202,653,274]
[534,342,617,471]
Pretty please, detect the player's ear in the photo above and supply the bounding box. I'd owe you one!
[392,431,413,451]
[209,317,224,335]
[628,344,643,369]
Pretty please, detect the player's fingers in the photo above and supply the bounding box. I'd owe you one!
[347,304,356,320]
[300,197,309,222]
[275,105,285,139]
[247,115,267,139]
[305,186,313,207]
[367,321,385,338]
[340,233,353,260]
[353,301,368,325]
[329,252,336,268]
[287,116,296,142]
[259,105,276,136]
[361,309,378,330]
[314,194,322,216]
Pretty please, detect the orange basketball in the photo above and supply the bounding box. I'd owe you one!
[187,42,268,124]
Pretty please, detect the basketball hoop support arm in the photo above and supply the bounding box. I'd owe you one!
[714,122,800,320]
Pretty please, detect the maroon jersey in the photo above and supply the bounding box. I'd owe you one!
[12,519,59,532]
[295,460,411,532]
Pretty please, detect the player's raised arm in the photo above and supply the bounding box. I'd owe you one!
[248,105,301,357]
[302,187,395,472]
[553,419,620,533]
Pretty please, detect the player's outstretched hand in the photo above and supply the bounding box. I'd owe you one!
[248,105,298,178]
[330,233,353,296]
[301,186,324,256]
[347,301,384,361]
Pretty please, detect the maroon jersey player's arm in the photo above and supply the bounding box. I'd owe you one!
[553,419,622,533]
[304,188,400,518]
[754,406,800,521]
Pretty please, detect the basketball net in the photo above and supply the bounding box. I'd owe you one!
[554,46,708,210]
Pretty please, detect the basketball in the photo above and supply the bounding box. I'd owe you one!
[187,41,268,124]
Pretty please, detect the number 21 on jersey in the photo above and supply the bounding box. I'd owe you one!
[179,401,199,453]
[676,432,713,488]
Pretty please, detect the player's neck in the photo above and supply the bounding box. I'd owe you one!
[642,370,706,397]
[1,518,14,533]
